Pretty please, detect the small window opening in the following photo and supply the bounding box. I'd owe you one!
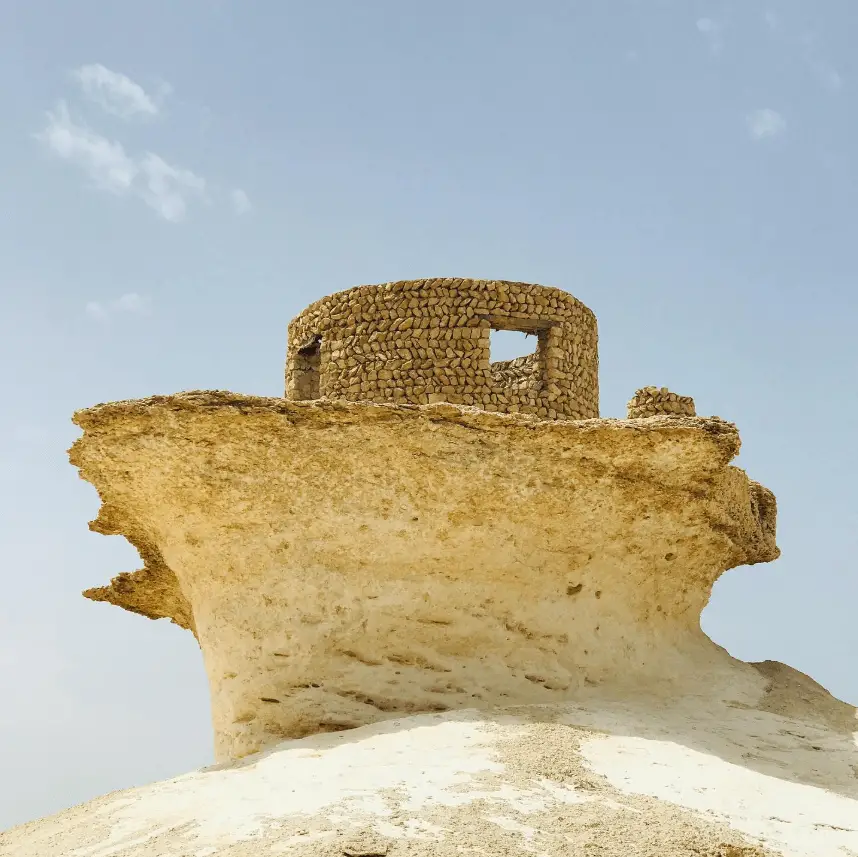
[489,328,537,363]
[293,333,322,400]
[486,318,549,394]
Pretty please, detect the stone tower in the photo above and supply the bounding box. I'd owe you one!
[286,278,599,419]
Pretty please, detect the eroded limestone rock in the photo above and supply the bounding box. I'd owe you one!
[71,393,778,762]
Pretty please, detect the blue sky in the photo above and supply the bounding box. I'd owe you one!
[1,0,856,830]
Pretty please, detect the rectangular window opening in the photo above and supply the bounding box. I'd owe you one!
[489,328,538,364]
[487,321,548,394]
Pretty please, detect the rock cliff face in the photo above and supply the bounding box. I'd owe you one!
[71,392,778,763]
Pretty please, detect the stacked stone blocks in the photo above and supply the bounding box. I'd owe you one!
[626,386,696,419]
[286,278,599,420]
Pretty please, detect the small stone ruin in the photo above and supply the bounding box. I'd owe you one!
[285,278,599,420]
[626,386,696,419]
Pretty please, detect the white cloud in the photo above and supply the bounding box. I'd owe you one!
[763,10,780,32]
[139,153,206,222]
[36,101,206,221]
[73,64,162,120]
[696,17,724,56]
[231,188,252,215]
[746,108,786,141]
[37,101,138,193]
[86,293,152,323]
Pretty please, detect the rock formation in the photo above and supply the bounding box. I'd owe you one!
[2,279,855,857]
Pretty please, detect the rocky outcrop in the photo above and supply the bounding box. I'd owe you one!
[70,392,778,763]
[9,273,850,857]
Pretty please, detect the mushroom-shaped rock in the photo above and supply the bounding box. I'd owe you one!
[9,281,852,857]
[71,392,778,762]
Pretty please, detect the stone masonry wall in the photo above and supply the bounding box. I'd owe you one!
[489,353,540,395]
[285,278,599,420]
[627,386,696,419]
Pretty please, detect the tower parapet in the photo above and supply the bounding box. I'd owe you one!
[286,278,599,420]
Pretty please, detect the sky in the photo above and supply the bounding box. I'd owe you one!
[1,0,856,832]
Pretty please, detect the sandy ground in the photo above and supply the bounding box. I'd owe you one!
[2,660,855,857]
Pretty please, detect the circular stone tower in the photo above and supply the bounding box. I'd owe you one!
[286,278,599,420]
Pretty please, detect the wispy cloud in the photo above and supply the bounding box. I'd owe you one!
[139,153,206,221]
[231,188,252,215]
[38,67,245,223]
[696,17,724,56]
[86,292,151,322]
[36,101,206,221]
[746,108,786,141]
[73,64,165,120]
[37,101,137,193]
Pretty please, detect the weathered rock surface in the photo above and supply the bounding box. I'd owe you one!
[2,391,855,856]
[67,392,780,763]
[2,663,856,857]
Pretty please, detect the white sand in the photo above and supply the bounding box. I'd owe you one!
[3,667,856,857]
